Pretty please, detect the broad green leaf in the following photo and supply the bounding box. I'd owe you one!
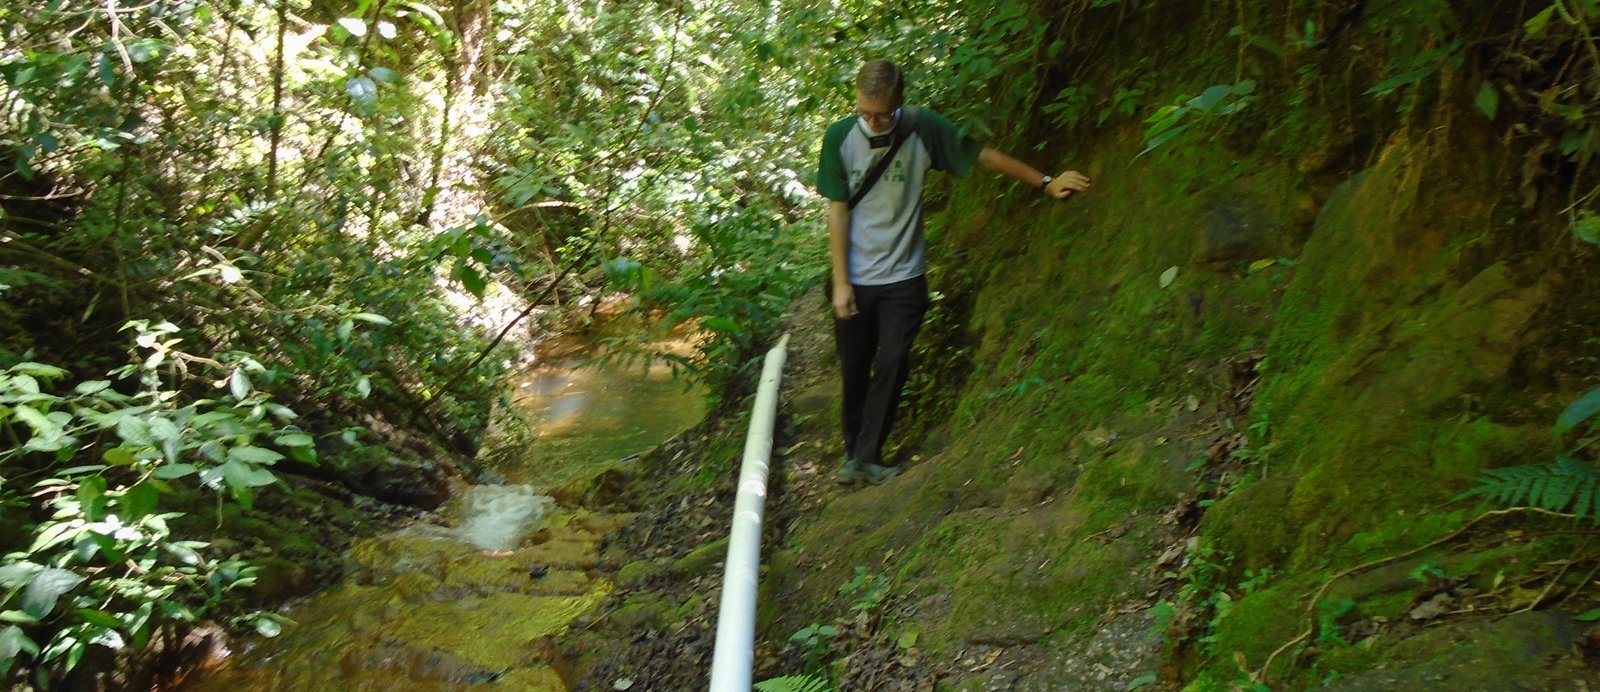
[1142,112,1186,142]
[1188,84,1233,112]
[77,476,107,520]
[1476,82,1499,120]
[255,617,282,637]
[12,405,55,436]
[117,415,152,446]
[79,531,121,563]
[337,319,354,342]
[265,404,297,421]
[1575,215,1600,246]
[222,459,277,488]
[288,444,317,464]
[350,312,392,325]
[1159,266,1179,288]
[701,316,740,334]
[347,76,377,112]
[228,445,283,464]
[151,463,198,480]
[229,369,252,400]
[1138,123,1190,158]
[1526,4,1558,36]
[86,628,124,651]
[369,66,397,83]
[75,609,121,629]
[455,262,486,298]
[73,380,111,396]
[1248,258,1277,274]
[1126,673,1158,690]
[1144,104,1180,124]
[22,568,85,620]
[1,625,39,675]
[230,483,255,509]
[120,482,159,519]
[0,562,44,589]
[64,637,86,672]
[9,362,67,378]
[355,375,372,399]
[29,521,81,553]
[1577,607,1600,622]
[163,542,202,566]
[96,54,116,87]
[148,416,180,444]
[1555,386,1600,435]
[1365,67,1436,95]
[274,432,314,447]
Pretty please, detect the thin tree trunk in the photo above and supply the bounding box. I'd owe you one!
[265,0,288,202]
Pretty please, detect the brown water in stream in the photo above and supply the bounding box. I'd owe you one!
[185,343,706,691]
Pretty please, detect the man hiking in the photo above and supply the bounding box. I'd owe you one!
[816,59,1091,484]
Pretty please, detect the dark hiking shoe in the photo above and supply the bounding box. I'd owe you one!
[836,458,901,485]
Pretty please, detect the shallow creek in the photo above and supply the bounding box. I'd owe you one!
[187,344,706,690]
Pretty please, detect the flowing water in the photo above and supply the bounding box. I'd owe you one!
[186,341,706,690]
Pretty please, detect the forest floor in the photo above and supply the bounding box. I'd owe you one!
[556,284,1246,690]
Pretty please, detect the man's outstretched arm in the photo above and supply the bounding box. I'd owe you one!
[976,146,1092,200]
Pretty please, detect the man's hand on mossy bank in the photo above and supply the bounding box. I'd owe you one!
[974,146,1091,201]
[1045,170,1092,199]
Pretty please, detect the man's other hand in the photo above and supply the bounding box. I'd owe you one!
[833,283,859,319]
[1046,171,1092,200]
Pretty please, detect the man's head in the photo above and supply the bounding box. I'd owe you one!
[855,60,904,135]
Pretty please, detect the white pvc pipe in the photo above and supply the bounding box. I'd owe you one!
[708,332,790,691]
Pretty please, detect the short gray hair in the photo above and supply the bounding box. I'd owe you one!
[855,60,904,101]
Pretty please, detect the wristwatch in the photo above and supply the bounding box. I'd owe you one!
[1039,174,1052,191]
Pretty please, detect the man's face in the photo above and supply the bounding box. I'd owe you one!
[855,91,902,135]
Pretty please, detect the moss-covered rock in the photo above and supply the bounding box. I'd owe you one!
[671,536,730,577]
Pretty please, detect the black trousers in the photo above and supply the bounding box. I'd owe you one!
[833,275,929,467]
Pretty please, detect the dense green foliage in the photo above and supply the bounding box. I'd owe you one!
[0,0,904,683]
[6,0,1600,688]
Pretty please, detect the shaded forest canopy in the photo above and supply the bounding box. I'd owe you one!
[2,0,1600,689]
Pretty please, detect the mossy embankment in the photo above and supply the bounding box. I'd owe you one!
[568,3,1599,689]
[759,2,1600,690]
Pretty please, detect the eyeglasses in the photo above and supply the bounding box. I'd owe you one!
[857,106,901,124]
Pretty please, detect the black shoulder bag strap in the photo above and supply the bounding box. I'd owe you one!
[846,105,920,210]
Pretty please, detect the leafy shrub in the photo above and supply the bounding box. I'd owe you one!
[0,334,299,682]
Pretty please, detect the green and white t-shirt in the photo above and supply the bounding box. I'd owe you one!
[816,106,983,286]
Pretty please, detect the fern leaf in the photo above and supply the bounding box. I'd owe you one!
[1545,474,1577,513]
[1529,475,1549,508]
[1506,472,1533,505]
[754,674,832,692]
[1467,456,1600,518]
[1574,482,1594,521]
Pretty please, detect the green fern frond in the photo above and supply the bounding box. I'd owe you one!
[754,673,833,692]
[1462,456,1600,519]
